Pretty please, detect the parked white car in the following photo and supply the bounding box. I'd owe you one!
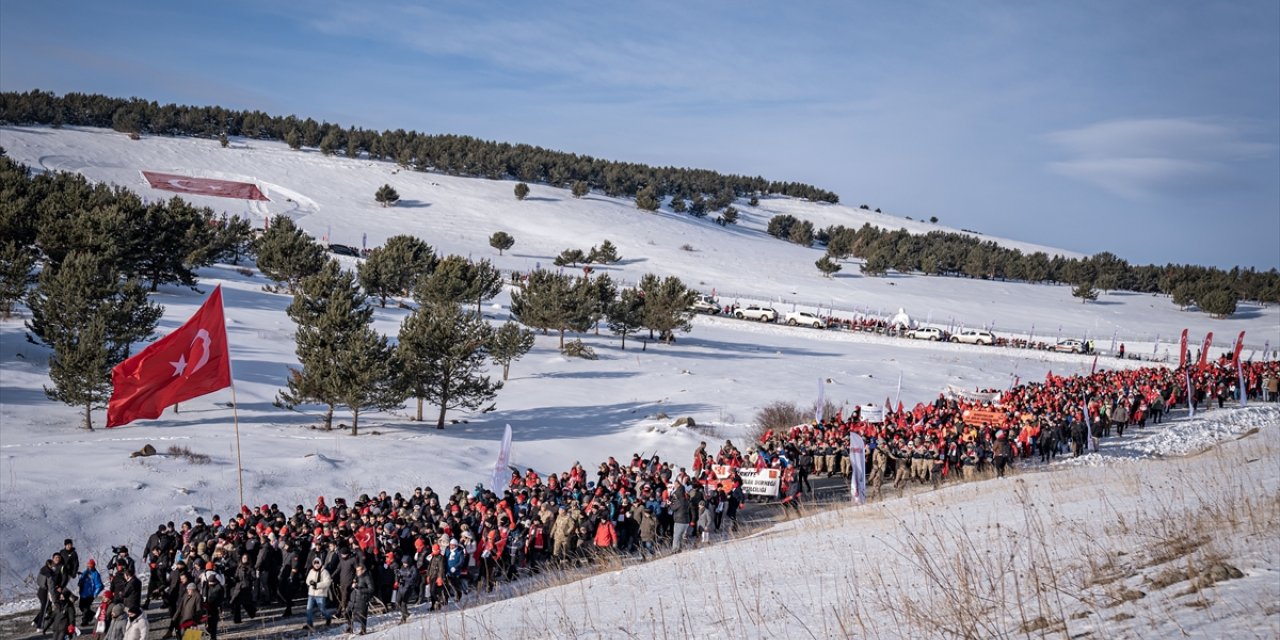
[951,329,996,345]
[784,311,825,328]
[1054,339,1086,353]
[734,305,778,322]
[905,327,947,341]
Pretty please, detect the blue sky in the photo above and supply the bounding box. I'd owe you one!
[2,1,1277,269]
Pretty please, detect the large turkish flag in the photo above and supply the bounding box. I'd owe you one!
[107,286,232,427]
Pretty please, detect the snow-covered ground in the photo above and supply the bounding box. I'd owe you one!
[0,124,1277,631]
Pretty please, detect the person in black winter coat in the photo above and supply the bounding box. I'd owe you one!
[116,566,142,613]
[335,548,358,620]
[32,557,58,629]
[345,564,375,635]
[43,587,78,640]
[277,541,302,617]
[57,540,80,580]
[229,554,258,623]
[394,557,419,623]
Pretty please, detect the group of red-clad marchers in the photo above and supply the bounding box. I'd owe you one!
[32,358,1279,639]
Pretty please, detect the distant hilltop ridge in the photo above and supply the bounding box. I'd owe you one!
[0,89,839,204]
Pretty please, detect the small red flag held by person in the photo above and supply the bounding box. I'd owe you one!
[107,286,232,427]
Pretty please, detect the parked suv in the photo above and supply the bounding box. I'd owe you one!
[689,295,720,315]
[951,329,996,345]
[905,327,947,341]
[784,311,825,328]
[734,305,778,322]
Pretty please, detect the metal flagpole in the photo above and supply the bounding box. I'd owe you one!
[230,381,245,510]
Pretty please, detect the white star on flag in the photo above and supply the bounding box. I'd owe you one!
[170,354,187,377]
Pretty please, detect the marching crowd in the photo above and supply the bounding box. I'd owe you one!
[28,357,1279,639]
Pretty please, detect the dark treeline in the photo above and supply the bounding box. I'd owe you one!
[769,215,1279,317]
[0,90,840,204]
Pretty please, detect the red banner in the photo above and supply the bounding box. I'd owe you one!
[1178,328,1189,368]
[962,408,1006,427]
[1198,332,1213,371]
[1233,330,1246,362]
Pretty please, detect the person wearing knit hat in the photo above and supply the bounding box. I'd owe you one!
[76,557,104,627]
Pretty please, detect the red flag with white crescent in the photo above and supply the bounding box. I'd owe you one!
[107,286,232,427]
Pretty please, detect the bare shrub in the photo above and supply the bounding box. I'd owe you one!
[753,401,808,441]
[562,339,597,360]
[167,445,210,465]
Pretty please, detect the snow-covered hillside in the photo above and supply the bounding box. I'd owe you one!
[6,125,1272,351]
[0,124,1277,609]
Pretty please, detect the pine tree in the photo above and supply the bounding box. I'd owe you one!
[131,198,217,292]
[635,185,660,211]
[748,196,759,206]
[489,231,515,256]
[688,195,707,218]
[467,259,505,315]
[1072,281,1099,303]
[396,303,501,428]
[375,184,400,207]
[285,129,301,150]
[510,269,590,348]
[414,254,473,308]
[255,215,326,293]
[553,248,586,267]
[278,260,395,431]
[638,273,696,343]
[571,181,589,198]
[606,287,645,349]
[767,214,797,239]
[359,235,436,307]
[788,220,814,247]
[209,215,255,265]
[0,241,36,318]
[1198,289,1237,317]
[488,321,534,381]
[331,324,400,435]
[670,197,687,213]
[717,207,739,226]
[588,239,620,264]
[514,182,530,200]
[816,255,842,278]
[219,132,229,148]
[26,252,162,429]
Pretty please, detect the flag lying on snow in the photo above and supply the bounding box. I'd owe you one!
[107,286,231,427]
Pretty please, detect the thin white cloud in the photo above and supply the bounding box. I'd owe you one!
[1045,118,1274,198]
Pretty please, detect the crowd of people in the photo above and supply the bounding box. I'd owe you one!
[28,356,1278,639]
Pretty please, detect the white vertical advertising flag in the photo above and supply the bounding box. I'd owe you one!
[815,377,825,423]
[1081,401,1096,453]
[848,433,867,505]
[490,424,513,494]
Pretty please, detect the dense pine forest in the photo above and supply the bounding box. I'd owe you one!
[0,90,839,204]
